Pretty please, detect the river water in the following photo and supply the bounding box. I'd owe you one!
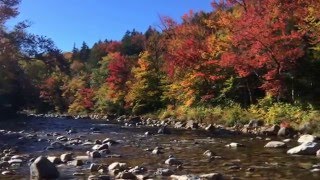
[0,117,319,179]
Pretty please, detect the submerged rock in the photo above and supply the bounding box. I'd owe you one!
[165,158,182,166]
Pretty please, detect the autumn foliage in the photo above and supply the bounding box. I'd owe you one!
[3,0,320,120]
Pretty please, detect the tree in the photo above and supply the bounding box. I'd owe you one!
[220,0,306,101]
[121,29,145,56]
[106,52,131,111]
[126,51,163,114]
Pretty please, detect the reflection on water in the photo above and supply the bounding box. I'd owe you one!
[0,117,319,180]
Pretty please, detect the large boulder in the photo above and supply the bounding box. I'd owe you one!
[30,156,59,179]
[287,142,320,155]
[298,134,318,144]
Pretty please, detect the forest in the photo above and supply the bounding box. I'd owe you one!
[1,0,320,129]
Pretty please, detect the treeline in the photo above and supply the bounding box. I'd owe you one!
[1,0,320,124]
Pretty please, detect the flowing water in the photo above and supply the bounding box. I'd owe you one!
[0,117,319,180]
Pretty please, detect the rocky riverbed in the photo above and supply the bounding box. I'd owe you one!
[0,116,320,179]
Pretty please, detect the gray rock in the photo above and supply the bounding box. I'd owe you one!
[174,122,186,129]
[264,141,287,148]
[89,151,101,158]
[186,120,199,129]
[200,173,224,180]
[116,171,136,179]
[69,159,83,166]
[47,156,62,164]
[108,162,127,171]
[73,172,85,176]
[170,174,199,180]
[92,144,108,151]
[8,159,23,165]
[90,163,99,172]
[298,134,317,144]
[165,158,182,166]
[278,127,295,137]
[317,149,320,157]
[30,156,59,179]
[60,153,73,162]
[287,142,320,155]
[156,168,174,176]
[0,161,10,168]
[1,170,15,175]
[203,150,215,157]
[262,125,280,136]
[88,175,110,180]
[205,124,215,132]
[158,126,171,134]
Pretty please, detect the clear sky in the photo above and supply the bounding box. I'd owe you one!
[7,0,213,52]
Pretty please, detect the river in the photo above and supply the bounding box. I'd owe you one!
[0,117,319,179]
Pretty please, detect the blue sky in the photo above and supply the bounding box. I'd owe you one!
[7,0,213,52]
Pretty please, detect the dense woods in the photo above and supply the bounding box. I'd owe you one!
[2,0,320,127]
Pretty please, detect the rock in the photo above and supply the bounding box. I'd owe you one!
[116,172,136,179]
[225,142,245,148]
[283,139,292,143]
[56,135,68,141]
[88,175,110,180]
[0,161,10,168]
[170,175,199,180]
[8,158,23,165]
[158,126,171,134]
[47,156,62,164]
[287,142,320,155]
[174,122,186,129]
[30,156,59,179]
[108,162,127,171]
[248,119,264,128]
[69,159,83,166]
[50,141,64,148]
[90,163,99,172]
[73,172,85,176]
[186,120,199,129]
[102,138,119,146]
[156,168,174,176]
[152,148,162,155]
[262,125,280,136]
[277,127,295,137]
[205,124,215,132]
[264,141,287,148]
[200,173,224,180]
[298,134,317,144]
[203,150,215,157]
[89,151,101,158]
[1,170,15,175]
[165,158,182,166]
[311,168,320,173]
[128,166,146,174]
[99,149,111,155]
[316,149,320,157]
[60,153,73,162]
[92,144,109,151]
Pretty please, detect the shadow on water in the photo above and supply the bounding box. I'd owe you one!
[0,117,319,179]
